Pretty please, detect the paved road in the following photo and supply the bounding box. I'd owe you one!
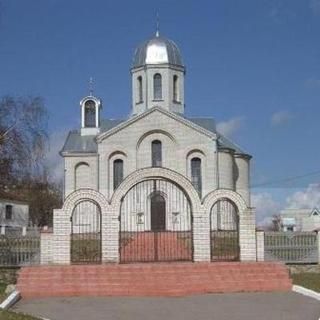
[14,292,320,320]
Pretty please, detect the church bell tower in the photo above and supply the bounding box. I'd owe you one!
[80,79,102,136]
[131,31,185,116]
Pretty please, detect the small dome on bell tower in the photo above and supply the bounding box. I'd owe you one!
[131,32,186,116]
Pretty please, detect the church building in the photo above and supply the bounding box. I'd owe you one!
[49,31,257,265]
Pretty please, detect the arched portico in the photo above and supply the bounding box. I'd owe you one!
[203,189,256,262]
[51,189,108,265]
[202,189,248,214]
[102,167,201,263]
[63,188,109,217]
[110,167,202,213]
[118,178,193,263]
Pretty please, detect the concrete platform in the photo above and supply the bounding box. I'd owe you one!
[14,292,320,320]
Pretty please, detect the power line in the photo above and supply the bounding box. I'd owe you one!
[252,170,320,188]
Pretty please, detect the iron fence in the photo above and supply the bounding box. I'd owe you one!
[0,234,40,266]
[70,200,102,264]
[264,231,318,264]
[210,199,240,261]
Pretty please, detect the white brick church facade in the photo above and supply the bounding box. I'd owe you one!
[45,31,257,265]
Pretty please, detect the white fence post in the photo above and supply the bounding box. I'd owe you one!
[256,230,264,261]
[40,228,54,265]
[0,226,5,235]
[22,226,27,236]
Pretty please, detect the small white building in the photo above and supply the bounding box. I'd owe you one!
[0,199,29,229]
[45,30,257,265]
[280,208,320,232]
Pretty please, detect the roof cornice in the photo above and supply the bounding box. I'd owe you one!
[60,152,98,157]
[96,107,217,143]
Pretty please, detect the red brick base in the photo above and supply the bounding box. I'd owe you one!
[17,262,292,299]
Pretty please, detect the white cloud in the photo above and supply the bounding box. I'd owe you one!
[216,116,245,137]
[286,183,320,209]
[252,192,281,226]
[252,183,320,227]
[44,129,68,182]
[310,0,320,15]
[271,111,294,127]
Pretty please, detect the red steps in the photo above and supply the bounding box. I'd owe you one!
[17,262,292,299]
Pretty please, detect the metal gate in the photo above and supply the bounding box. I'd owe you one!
[71,200,102,264]
[119,179,193,263]
[210,199,239,261]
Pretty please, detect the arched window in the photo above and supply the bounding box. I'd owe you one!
[84,100,96,127]
[152,140,162,167]
[137,76,143,103]
[113,159,124,190]
[153,73,162,100]
[75,162,91,189]
[173,75,179,102]
[191,157,202,197]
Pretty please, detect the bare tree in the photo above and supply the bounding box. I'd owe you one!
[264,214,282,231]
[0,96,62,226]
[0,96,48,185]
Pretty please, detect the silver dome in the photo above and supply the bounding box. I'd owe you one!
[132,34,184,68]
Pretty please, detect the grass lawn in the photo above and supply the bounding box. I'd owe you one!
[0,283,7,304]
[0,310,41,320]
[292,273,320,293]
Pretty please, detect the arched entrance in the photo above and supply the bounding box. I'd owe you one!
[210,198,239,261]
[71,200,102,264]
[119,178,193,263]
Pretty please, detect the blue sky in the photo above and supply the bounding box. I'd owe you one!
[1,0,320,223]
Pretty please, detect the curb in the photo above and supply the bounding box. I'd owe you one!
[0,290,21,310]
[0,292,51,320]
[292,285,320,301]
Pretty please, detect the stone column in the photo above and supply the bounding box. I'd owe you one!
[239,208,257,261]
[192,210,211,262]
[256,230,265,262]
[102,208,119,263]
[52,209,71,264]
